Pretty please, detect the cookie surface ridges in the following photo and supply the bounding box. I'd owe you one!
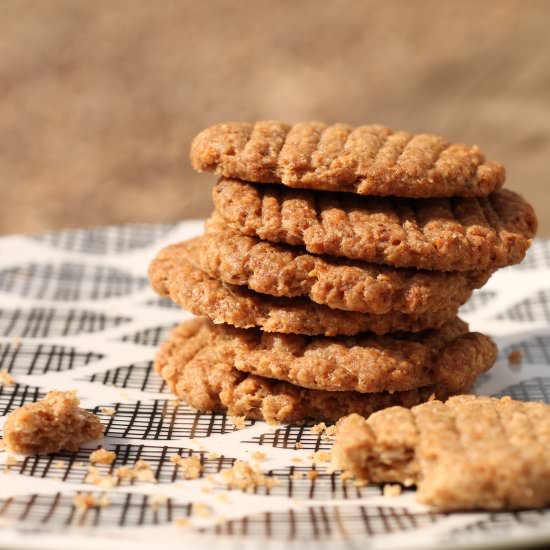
[332,395,550,510]
[191,121,505,198]
[199,221,490,314]
[213,178,537,271]
[154,318,463,423]
[149,240,461,335]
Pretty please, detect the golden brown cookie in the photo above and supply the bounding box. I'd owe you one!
[218,318,495,394]
[157,316,494,394]
[212,178,536,271]
[149,241,460,336]
[191,121,505,198]
[332,396,550,510]
[192,222,491,314]
[154,318,462,423]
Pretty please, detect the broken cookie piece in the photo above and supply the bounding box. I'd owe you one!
[332,395,550,511]
[3,390,104,454]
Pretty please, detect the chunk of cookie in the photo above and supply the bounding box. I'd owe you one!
[192,222,490,314]
[3,390,104,454]
[153,318,460,423]
[149,242,459,336]
[191,121,505,198]
[332,396,550,510]
[212,179,536,271]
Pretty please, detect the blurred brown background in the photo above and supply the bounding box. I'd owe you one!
[1,0,549,236]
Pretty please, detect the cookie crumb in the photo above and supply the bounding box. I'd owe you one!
[307,470,318,481]
[4,454,18,467]
[149,493,168,510]
[99,407,116,416]
[111,460,156,483]
[383,484,402,497]
[251,451,266,462]
[134,459,157,482]
[85,465,116,488]
[99,494,111,508]
[170,455,202,479]
[192,502,211,517]
[90,448,116,465]
[310,451,331,464]
[325,425,337,435]
[294,442,303,449]
[114,465,133,480]
[54,460,65,468]
[216,492,230,503]
[508,350,522,366]
[291,472,305,481]
[0,370,15,386]
[73,493,110,510]
[220,461,279,491]
[175,517,190,527]
[310,422,327,435]
[206,451,220,459]
[229,416,246,430]
[73,494,95,510]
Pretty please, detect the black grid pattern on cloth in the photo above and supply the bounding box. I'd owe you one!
[0,341,103,375]
[445,510,550,540]
[0,492,192,528]
[8,443,369,500]
[0,262,149,301]
[118,324,178,347]
[496,289,550,323]
[0,307,130,338]
[0,384,47,416]
[459,290,497,315]
[493,377,550,402]
[243,425,333,452]
[96,401,254,440]
[511,240,550,271]
[144,296,182,310]
[86,361,167,393]
[30,224,176,255]
[200,505,443,539]
[0,228,548,541]
[499,334,550,366]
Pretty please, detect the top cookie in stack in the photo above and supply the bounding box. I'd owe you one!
[148,121,536,423]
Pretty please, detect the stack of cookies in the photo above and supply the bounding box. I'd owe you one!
[150,122,537,423]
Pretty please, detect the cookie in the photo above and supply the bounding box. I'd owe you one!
[196,221,490,314]
[219,317,494,393]
[154,318,460,423]
[191,121,505,198]
[149,241,459,336]
[332,395,550,510]
[212,178,536,271]
[3,390,104,455]
[163,316,493,394]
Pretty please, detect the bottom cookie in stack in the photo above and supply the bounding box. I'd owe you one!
[154,317,497,423]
